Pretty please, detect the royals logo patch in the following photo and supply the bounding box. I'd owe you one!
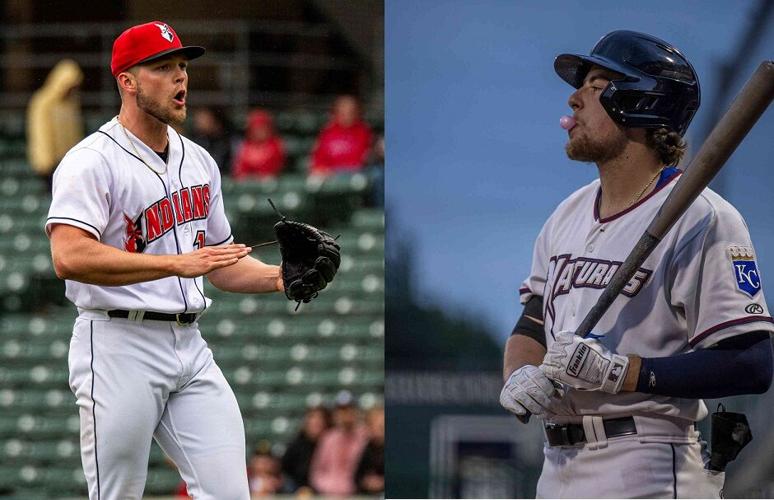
[729,246,760,297]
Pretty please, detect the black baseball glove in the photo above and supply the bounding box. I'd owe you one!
[274,217,340,307]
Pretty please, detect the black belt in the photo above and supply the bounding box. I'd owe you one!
[107,310,198,325]
[545,416,637,446]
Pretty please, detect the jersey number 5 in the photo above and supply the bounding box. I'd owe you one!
[193,230,206,249]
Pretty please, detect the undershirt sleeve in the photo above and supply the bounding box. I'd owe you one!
[636,331,773,398]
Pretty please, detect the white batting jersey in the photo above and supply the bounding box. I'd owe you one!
[520,170,774,422]
[46,117,233,314]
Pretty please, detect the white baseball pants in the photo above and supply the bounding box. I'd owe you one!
[68,314,249,500]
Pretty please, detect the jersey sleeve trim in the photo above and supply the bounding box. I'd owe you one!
[45,216,102,239]
[210,234,234,246]
[519,286,531,296]
[689,315,774,347]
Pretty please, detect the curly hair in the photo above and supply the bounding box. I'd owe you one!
[646,128,687,166]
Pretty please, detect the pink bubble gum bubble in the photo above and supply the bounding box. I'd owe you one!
[560,115,576,130]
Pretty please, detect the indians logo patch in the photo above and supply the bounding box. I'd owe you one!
[729,246,760,297]
[124,213,147,253]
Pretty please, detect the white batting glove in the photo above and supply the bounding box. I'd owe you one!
[499,365,564,417]
[540,330,629,394]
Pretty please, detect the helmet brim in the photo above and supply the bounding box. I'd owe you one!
[554,53,636,89]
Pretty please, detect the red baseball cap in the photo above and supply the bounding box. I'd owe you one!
[111,21,204,76]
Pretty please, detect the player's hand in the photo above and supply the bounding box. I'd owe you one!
[499,365,565,417]
[174,244,251,278]
[540,330,629,394]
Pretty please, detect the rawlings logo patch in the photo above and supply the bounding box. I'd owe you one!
[729,246,760,297]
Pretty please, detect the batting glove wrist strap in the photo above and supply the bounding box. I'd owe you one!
[541,331,629,394]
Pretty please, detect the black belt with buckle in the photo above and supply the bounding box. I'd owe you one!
[545,416,637,446]
[107,310,198,325]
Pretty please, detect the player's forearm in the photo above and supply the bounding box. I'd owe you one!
[503,334,547,382]
[53,235,178,285]
[206,255,281,293]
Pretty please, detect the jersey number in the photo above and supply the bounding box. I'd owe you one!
[193,230,206,249]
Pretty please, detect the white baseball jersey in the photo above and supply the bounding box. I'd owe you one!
[521,170,774,423]
[46,117,233,314]
[48,117,250,498]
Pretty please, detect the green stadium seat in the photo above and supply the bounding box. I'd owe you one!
[14,415,76,439]
[0,159,30,177]
[144,466,183,495]
[352,208,384,229]
[293,111,324,135]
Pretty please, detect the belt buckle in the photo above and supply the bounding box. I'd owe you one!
[545,423,581,447]
[176,313,194,326]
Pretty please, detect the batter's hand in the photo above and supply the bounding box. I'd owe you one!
[175,244,251,278]
[540,331,629,394]
[499,365,565,417]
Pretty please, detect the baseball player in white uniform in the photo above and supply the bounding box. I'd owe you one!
[46,22,283,499]
[500,31,773,498]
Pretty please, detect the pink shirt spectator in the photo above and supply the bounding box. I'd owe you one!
[309,425,368,495]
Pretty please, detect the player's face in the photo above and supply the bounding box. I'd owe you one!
[565,67,627,163]
[134,55,189,126]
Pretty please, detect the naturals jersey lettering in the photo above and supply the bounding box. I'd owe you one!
[46,117,233,313]
[520,172,774,422]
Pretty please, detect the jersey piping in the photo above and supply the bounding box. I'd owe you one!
[95,129,190,312]
[594,169,682,223]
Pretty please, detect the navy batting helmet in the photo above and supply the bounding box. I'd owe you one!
[554,30,700,136]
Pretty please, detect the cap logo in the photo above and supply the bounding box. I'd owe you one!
[155,23,174,43]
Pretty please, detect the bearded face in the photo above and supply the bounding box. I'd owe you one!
[136,80,186,126]
[565,122,628,164]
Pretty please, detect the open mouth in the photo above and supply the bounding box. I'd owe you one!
[173,90,186,106]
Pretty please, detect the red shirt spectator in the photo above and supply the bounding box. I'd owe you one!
[310,95,373,175]
[232,110,285,180]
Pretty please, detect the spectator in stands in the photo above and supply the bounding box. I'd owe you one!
[309,95,373,176]
[309,391,368,495]
[355,405,385,495]
[232,109,286,180]
[281,405,331,492]
[248,442,285,496]
[189,106,235,175]
[26,59,84,192]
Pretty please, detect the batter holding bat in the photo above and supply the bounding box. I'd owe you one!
[500,30,774,498]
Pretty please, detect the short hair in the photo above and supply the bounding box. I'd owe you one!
[646,127,687,166]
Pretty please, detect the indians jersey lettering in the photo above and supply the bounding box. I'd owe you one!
[46,118,233,313]
[519,174,774,422]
